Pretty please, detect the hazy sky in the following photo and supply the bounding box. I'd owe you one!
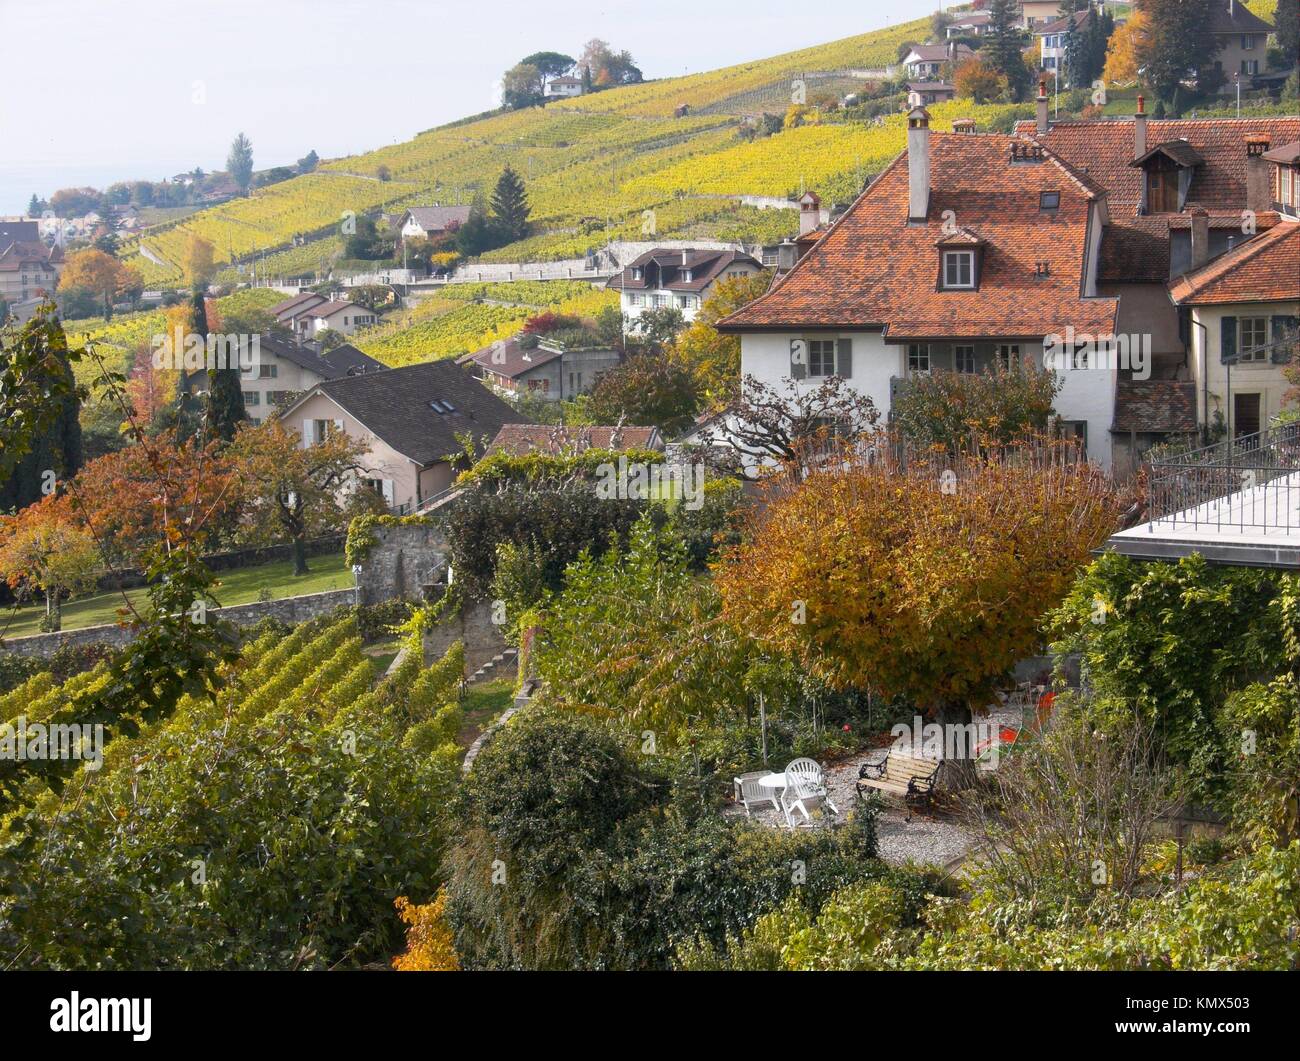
[0,0,936,214]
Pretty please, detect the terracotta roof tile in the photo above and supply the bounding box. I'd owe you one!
[1167,221,1300,306]
[1113,379,1198,433]
[718,132,1118,339]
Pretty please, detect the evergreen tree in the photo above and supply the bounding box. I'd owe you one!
[227,132,254,195]
[986,0,1033,101]
[1277,0,1300,72]
[200,290,246,443]
[0,314,82,513]
[490,166,532,243]
[26,193,41,217]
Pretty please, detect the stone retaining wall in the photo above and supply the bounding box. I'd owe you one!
[0,588,359,659]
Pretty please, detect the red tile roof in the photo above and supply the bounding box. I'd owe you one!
[1113,379,1198,434]
[1017,116,1300,281]
[1167,221,1300,306]
[718,132,1118,340]
[486,424,662,456]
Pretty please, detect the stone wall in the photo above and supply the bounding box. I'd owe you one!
[423,597,510,678]
[0,588,359,660]
[354,522,447,606]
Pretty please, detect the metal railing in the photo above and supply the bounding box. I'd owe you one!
[1146,419,1300,534]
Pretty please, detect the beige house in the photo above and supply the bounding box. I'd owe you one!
[237,334,384,425]
[277,360,526,513]
[1208,0,1274,84]
[295,298,380,340]
[1169,217,1300,439]
[0,220,62,304]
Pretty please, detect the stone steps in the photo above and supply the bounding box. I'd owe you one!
[465,648,518,687]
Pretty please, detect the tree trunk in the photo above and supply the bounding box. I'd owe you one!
[935,700,977,791]
[292,534,309,576]
[45,590,62,633]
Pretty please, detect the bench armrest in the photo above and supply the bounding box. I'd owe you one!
[858,754,888,781]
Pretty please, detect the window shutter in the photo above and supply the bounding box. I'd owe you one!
[1220,315,1237,364]
[837,337,852,378]
[790,339,807,380]
[1271,315,1299,364]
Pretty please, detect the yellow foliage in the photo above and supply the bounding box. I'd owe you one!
[392,890,459,971]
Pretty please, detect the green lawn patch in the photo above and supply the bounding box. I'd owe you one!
[1,551,353,639]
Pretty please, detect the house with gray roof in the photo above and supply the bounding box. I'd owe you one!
[277,360,528,512]
[397,206,473,242]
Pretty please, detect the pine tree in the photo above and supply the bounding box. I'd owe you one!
[26,193,41,217]
[986,0,1032,101]
[201,290,246,443]
[490,166,532,243]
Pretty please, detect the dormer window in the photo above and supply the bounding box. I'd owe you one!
[682,269,693,282]
[942,250,975,289]
[631,267,643,281]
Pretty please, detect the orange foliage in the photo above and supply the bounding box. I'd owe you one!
[716,436,1121,716]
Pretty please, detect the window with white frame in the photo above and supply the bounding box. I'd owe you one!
[942,250,975,289]
[1240,317,1268,361]
[808,339,837,377]
[954,344,975,373]
[997,343,1022,370]
[908,343,931,375]
[630,293,644,306]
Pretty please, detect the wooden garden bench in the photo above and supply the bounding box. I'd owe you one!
[856,752,943,820]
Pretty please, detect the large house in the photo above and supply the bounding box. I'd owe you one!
[396,206,472,242]
[608,247,763,330]
[900,43,974,81]
[461,334,621,401]
[0,220,62,304]
[237,334,384,425]
[544,75,585,99]
[716,97,1300,473]
[278,360,525,513]
[1207,0,1275,84]
[269,291,379,340]
[1036,8,1092,77]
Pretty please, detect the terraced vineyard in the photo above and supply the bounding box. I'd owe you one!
[116,15,938,286]
[355,279,618,365]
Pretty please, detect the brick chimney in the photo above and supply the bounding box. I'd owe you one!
[1036,77,1049,136]
[908,105,931,222]
[1246,134,1273,212]
[1134,95,1147,161]
[1190,208,1210,271]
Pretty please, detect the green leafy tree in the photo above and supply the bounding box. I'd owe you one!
[890,364,1060,454]
[521,51,576,79]
[586,352,698,435]
[226,132,254,195]
[1277,0,1300,72]
[502,62,544,109]
[1138,0,1220,105]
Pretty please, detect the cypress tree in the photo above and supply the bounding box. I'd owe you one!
[0,313,82,512]
[202,290,247,443]
[986,0,1032,101]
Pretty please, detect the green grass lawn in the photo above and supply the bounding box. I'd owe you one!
[458,679,515,749]
[1,551,353,639]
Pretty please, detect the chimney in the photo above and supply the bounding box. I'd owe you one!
[799,192,822,236]
[907,106,931,223]
[1246,134,1272,212]
[1190,208,1210,271]
[777,239,797,271]
[1134,95,1147,160]
[1036,77,1049,136]
[952,117,976,133]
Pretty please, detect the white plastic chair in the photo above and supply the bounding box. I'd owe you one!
[733,771,779,816]
[781,758,838,827]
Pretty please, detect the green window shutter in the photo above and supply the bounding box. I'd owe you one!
[837,337,853,378]
[1220,315,1238,364]
[1271,315,1299,364]
[790,339,807,380]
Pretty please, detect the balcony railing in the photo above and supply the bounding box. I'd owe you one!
[1146,419,1300,535]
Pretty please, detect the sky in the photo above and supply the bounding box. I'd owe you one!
[0,0,937,215]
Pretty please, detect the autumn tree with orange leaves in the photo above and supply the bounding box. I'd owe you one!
[716,437,1121,756]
